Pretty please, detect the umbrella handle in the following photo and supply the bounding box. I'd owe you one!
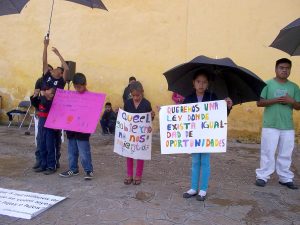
[47,0,55,38]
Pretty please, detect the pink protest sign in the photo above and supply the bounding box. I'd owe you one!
[45,89,106,133]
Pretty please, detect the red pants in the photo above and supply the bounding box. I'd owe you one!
[127,158,144,177]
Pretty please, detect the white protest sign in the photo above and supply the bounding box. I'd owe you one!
[114,109,152,160]
[160,100,227,154]
[0,188,66,219]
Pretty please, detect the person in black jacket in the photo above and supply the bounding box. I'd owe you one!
[100,102,117,135]
[122,76,136,104]
[182,69,233,201]
[123,81,155,185]
[32,88,57,175]
[59,73,94,180]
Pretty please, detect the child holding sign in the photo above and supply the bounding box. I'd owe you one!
[59,73,94,180]
[123,81,155,185]
[182,70,233,201]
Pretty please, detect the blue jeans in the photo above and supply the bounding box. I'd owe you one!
[37,117,56,169]
[54,130,62,163]
[35,126,61,167]
[191,153,210,191]
[68,138,93,172]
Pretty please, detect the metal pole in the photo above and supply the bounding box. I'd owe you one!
[47,0,55,38]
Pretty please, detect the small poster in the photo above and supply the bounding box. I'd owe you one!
[160,100,227,154]
[114,109,152,160]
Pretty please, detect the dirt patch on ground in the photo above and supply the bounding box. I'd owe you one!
[0,155,30,177]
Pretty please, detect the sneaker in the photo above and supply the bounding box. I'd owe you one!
[255,179,266,187]
[32,162,40,170]
[183,189,197,198]
[196,195,206,201]
[84,172,94,180]
[43,168,56,175]
[34,167,46,173]
[183,192,197,198]
[59,170,79,178]
[279,181,299,190]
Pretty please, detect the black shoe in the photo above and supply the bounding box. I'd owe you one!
[183,192,197,198]
[279,181,299,190]
[196,195,206,201]
[43,168,56,175]
[32,162,40,170]
[59,170,79,178]
[255,179,266,187]
[84,172,94,180]
[34,167,46,173]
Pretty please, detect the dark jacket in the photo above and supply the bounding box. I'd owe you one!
[183,91,218,104]
[183,91,231,115]
[122,85,131,104]
[66,131,90,141]
[101,110,117,123]
[30,95,52,116]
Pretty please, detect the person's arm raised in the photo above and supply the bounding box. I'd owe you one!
[52,47,69,81]
[42,37,49,75]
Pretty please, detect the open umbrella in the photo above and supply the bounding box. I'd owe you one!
[0,0,29,16]
[46,0,107,37]
[163,55,266,105]
[65,0,107,10]
[270,18,300,56]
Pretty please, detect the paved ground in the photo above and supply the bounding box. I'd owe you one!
[0,126,299,225]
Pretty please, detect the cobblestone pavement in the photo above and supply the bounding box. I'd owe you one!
[0,126,299,225]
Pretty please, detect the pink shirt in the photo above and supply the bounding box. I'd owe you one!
[172,92,184,104]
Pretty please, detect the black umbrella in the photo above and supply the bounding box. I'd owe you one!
[163,55,266,105]
[0,0,29,16]
[65,0,107,10]
[270,18,300,56]
[47,0,107,37]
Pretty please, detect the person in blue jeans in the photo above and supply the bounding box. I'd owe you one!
[59,73,94,180]
[182,70,233,201]
[32,88,57,175]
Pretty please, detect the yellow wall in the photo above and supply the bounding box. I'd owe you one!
[0,0,300,138]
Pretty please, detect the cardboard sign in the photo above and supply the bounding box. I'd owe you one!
[45,89,106,133]
[160,101,227,154]
[114,109,152,160]
[0,188,66,219]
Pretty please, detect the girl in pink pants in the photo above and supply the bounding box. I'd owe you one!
[123,81,155,185]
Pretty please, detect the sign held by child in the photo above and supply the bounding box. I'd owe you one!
[45,88,106,133]
[160,101,228,154]
[114,108,152,160]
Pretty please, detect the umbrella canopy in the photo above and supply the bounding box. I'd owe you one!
[163,55,266,105]
[65,0,107,10]
[0,0,29,16]
[270,18,300,56]
[46,0,107,37]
